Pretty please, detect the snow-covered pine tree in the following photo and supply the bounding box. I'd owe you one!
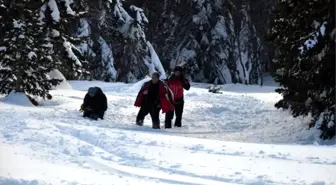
[267,0,335,139]
[0,0,61,101]
[76,0,121,82]
[40,0,88,80]
[229,1,263,85]
[76,0,165,82]
[0,0,5,39]
[116,3,149,82]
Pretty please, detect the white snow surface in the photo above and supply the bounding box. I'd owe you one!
[0,81,335,185]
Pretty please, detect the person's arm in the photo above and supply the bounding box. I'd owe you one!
[81,94,93,111]
[102,94,108,111]
[82,94,89,108]
[134,82,149,107]
[182,78,190,90]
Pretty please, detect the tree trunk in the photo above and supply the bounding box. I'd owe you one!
[15,75,23,92]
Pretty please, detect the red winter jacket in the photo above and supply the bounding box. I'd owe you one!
[166,75,190,103]
[134,81,174,113]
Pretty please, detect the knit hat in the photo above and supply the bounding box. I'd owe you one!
[151,72,160,78]
[88,87,98,96]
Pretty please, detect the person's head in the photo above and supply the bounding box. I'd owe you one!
[151,72,160,84]
[88,87,98,97]
[174,66,183,77]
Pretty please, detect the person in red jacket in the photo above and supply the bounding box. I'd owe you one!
[134,72,174,129]
[165,66,190,128]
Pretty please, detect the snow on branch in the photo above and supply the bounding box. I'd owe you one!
[63,41,82,66]
[48,0,61,22]
[130,5,149,24]
[28,51,37,60]
[61,0,75,15]
[13,20,25,28]
[298,21,328,56]
[146,42,166,79]
[0,47,6,52]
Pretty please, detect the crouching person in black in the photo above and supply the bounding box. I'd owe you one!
[80,87,108,120]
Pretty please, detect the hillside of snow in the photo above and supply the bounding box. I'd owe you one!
[0,80,335,185]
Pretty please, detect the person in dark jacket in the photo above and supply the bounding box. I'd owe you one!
[80,87,108,120]
[164,66,190,128]
[134,72,174,129]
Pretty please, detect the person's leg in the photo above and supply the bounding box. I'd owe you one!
[83,110,90,118]
[90,113,99,121]
[174,102,184,127]
[97,110,105,120]
[84,111,98,121]
[136,105,149,126]
[150,106,161,129]
[83,110,95,119]
[165,110,174,129]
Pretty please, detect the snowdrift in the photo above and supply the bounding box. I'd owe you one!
[125,76,151,93]
[2,92,33,106]
[48,69,72,90]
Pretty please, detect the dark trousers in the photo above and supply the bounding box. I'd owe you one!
[83,110,105,120]
[136,104,161,129]
[165,102,184,128]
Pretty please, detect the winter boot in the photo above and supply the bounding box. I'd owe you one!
[152,122,160,129]
[136,120,144,126]
[165,121,172,129]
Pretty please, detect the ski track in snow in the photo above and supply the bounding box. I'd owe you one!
[0,81,335,185]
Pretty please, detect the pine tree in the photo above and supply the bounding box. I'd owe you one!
[0,0,61,101]
[75,0,162,82]
[77,0,121,82]
[115,3,149,82]
[267,0,335,139]
[40,0,88,80]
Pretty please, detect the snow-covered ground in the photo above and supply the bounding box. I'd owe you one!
[0,80,335,185]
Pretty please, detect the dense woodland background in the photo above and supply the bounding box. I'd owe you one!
[2,0,276,84]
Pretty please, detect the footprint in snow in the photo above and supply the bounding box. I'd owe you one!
[78,145,94,156]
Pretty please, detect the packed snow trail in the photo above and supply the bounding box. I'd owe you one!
[0,80,335,185]
[67,80,326,144]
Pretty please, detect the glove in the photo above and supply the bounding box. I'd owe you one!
[79,104,84,112]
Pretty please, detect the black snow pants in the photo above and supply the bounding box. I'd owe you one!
[136,104,161,129]
[165,101,184,128]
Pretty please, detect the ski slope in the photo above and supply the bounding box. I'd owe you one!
[0,80,335,185]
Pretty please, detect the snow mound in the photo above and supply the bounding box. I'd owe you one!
[48,69,72,90]
[3,92,33,106]
[0,178,46,185]
[125,77,151,93]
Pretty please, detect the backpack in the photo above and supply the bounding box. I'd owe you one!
[163,83,174,105]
